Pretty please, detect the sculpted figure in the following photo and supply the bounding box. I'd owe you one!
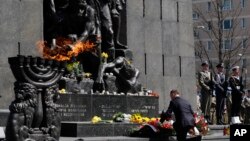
[96,56,141,93]
[44,85,61,140]
[44,0,101,47]
[5,82,37,141]
[44,0,69,46]
[110,0,127,49]
[88,0,115,61]
[64,0,100,45]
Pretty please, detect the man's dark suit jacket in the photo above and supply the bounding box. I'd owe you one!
[160,97,195,128]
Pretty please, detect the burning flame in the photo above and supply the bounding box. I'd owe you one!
[36,37,95,61]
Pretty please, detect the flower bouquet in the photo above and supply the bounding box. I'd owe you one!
[130,113,150,124]
[112,112,131,122]
[223,126,230,136]
[193,113,209,136]
[129,117,175,138]
[91,116,113,124]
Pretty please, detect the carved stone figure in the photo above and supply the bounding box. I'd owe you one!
[44,85,61,140]
[44,0,102,80]
[5,82,37,141]
[44,0,101,47]
[43,0,69,46]
[99,0,114,50]
[64,0,101,45]
[95,56,141,93]
[110,0,127,49]
[7,56,65,141]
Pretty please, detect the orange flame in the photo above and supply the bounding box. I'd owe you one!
[36,37,95,61]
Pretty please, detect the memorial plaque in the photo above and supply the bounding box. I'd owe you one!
[57,94,159,121]
[92,95,126,120]
[127,96,159,117]
[57,94,92,121]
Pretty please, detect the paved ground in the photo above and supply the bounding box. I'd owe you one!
[0,125,230,141]
[60,136,150,141]
[60,133,229,141]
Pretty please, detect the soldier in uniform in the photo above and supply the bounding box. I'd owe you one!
[229,66,245,124]
[198,61,213,124]
[214,63,227,125]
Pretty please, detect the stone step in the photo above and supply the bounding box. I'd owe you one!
[60,136,150,141]
[0,109,9,126]
[61,122,139,137]
[0,125,230,141]
[0,127,5,139]
[60,122,229,141]
[60,135,229,141]
[0,121,230,140]
[207,125,230,134]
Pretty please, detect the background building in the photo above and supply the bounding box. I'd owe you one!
[193,0,250,89]
[0,0,196,111]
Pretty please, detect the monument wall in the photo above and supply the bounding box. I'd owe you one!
[0,0,42,109]
[127,0,196,110]
[0,0,196,111]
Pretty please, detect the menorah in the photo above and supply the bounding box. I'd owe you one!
[6,55,65,141]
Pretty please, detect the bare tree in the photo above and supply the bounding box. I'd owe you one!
[193,0,250,77]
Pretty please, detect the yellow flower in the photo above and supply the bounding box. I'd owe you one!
[72,61,80,68]
[142,117,150,123]
[84,72,92,78]
[66,63,74,72]
[58,89,66,94]
[126,60,131,65]
[91,116,102,124]
[101,52,109,59]
[150,118,156,122]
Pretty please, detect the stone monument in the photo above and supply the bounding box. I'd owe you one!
[5,56,65,141]
[4,0,159,139]
[43,0,137,94]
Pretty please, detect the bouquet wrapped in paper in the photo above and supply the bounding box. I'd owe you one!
[193,113,209,136]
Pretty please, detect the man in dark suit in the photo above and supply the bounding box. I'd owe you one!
[214,63,227,125]
[160,90,195,141]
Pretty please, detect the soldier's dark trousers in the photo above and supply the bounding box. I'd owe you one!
[216,92,225,122]
[231,92,242,117]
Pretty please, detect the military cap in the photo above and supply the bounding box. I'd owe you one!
[216,63,224,68]
[232,66,240,71]
[201,61,209,66]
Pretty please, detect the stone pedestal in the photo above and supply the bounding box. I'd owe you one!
[61,122,139,137]
[65,78,94,94]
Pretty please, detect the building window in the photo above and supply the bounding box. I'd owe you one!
[207,21,212,30]
[207,41,212,51]
[241,0,246,8]
[242,38,247,48]
[242,59,247,68]
[223,39,232,50]
[207,2,211,12]
[223,19,232,30]
[240,59,247,68]
[193,12,199,20]
[223,0,232,10]
[194,30,199,38]
[241,18,246,28]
